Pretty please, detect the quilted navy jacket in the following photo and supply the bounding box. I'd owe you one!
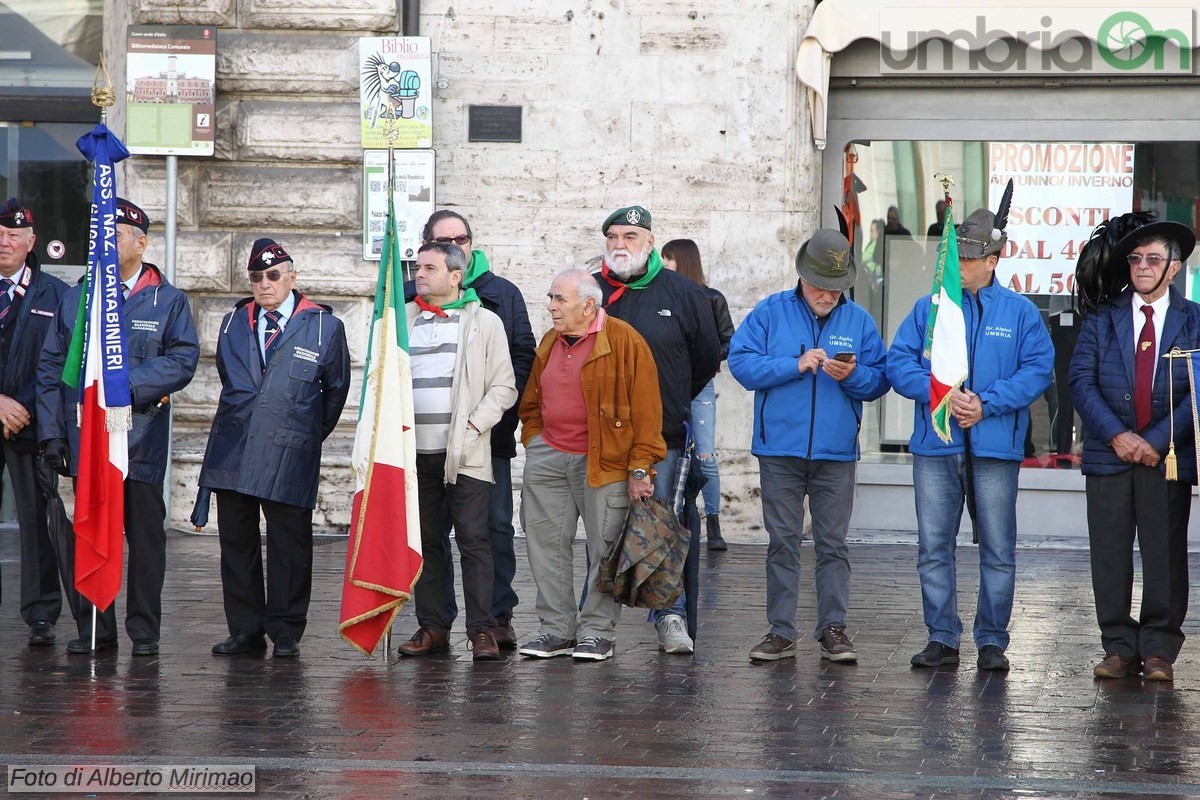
[1069,286,1200,481]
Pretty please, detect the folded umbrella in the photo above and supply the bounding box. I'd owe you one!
[34,450,82,622]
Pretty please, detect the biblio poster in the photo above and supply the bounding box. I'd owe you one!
[359,37,433,150]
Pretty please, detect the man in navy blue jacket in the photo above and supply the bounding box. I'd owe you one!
[887,205,1054,672]
[729,228,889,663]
[37,198,199,657]
[1069,219,1200,682]
[198,239,350,659]
[0,198,68,647]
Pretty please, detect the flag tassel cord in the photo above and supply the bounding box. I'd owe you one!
[1162,348,1200,484]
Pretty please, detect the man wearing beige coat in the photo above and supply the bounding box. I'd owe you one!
[396,242,517,661]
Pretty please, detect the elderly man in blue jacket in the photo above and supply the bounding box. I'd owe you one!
[729,228,889,663]
[37,198,199,657]
[1069,218,1200,682]
[887,204,1054,672]
[198,238,351,659]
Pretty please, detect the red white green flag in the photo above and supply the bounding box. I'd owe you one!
[338,156,421,656]
[922,195,968,444]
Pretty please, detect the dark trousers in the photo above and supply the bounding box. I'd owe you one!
[415,452,495,637]
[441,456,519,620]
[1086,466,1191,662]
[1,441,61,625]
[79,479,166,642]
[216,490,313,642]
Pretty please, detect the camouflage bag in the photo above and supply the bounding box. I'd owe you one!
[594,497,691,610]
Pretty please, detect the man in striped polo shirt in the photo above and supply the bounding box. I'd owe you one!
[397,242,517,661]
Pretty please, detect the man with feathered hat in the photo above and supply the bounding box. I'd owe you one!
[1069,215,1200,682]
[887,186,1054,672]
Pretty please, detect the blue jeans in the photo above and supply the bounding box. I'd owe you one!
[913,454,1019,651]
[441,456,519,621]
[690,380,720,515]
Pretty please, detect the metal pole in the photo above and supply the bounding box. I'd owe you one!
[162,155,178,525]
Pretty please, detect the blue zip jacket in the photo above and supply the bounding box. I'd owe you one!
[729,289,889,460]
[3,254,66,453]
[198,292,351,509]
[36,264,200,484]
[1068,286,1200,481]
[886,280,1054,460]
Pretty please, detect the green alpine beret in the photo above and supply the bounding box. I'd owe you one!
[602,205,652,234]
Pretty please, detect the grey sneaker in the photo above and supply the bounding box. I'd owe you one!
[572,636,614,661]
[655,613,694,654]
[519,633,577,658]
[750,633,796,661]
[818,626,858,663]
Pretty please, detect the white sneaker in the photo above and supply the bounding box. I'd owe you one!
[655,613,694,654]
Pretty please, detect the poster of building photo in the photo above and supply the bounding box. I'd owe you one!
[362,149,436,261]
[359,37,433,150]
[125,25,216,156]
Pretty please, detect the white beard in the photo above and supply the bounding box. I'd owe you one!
[603,244,650,280]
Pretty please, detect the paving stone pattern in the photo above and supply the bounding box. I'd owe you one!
[0,532,1199,799]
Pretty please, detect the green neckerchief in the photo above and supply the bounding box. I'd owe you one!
[440,287,480,310]
[462,249,490,289]
[625,247,664,289]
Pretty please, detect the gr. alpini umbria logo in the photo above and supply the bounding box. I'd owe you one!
[879,7,1193,75]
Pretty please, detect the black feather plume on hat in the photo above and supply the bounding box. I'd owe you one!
[992,179,1014,241]
[1073,211,1156,317]
[834,206,849,239]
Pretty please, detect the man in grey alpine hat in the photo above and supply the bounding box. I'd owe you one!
[887,186,1054,672]
[729,228,889,662]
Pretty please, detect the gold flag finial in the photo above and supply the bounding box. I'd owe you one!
[934,173,955,194]
[91,52,116,116]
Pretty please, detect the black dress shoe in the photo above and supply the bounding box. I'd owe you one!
[910,641,960,668]
[132,640,160,657]
[273,636,300,658]
[28,621,56,647]
[67,637,118,655]
[977,645,1010,671]
[211,634,268,656]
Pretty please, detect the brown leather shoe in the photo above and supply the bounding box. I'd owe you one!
[396,627,449,657]
[471,630,500,661]
[493,617,518,650]
[1143,655,1174,681]
[1093,652,1139,679]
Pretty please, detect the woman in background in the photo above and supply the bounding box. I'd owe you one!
[661,239,735,550]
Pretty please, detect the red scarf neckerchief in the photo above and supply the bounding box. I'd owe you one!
[600,263,631,305]
[415,295,448,317]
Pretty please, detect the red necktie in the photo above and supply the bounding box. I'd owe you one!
[1134,305,1155,431]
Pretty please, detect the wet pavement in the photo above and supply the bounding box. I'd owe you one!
[1,529,1200,799]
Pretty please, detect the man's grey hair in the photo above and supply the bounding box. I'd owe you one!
[418,241,468,273]
[555,269,602,305]
[1135,235,1182,264]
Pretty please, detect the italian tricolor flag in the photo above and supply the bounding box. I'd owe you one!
[338,171,422,656]
[922,195,968,444]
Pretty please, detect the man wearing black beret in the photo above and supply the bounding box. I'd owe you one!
[0,198,68,647]
[197,238,350,659]
[38,197,200,656]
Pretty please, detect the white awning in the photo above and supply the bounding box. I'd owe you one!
[797,0,1200,149]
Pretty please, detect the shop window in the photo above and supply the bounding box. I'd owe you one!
[844,139,1200,469]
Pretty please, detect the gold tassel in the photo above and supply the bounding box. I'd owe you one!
[1166,443,1178,481]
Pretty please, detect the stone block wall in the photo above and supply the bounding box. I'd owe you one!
[106,0,820,534]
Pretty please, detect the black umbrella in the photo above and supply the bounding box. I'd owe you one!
[673,423,706,643]
[33,451,82,621]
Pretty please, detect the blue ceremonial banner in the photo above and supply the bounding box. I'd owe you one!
[74,124,133,425]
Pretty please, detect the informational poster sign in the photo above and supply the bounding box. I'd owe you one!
[125,26,217,156]
[988,142,1135,295]
[359,37,433,150]
[362,149,436,261]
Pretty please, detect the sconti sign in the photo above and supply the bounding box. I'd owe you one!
[879,7,1193,75]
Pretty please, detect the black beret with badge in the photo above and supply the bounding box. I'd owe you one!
[248,238,292,271]
[115,197,149,233]
[0,197,33,229]
[602,205,652,234]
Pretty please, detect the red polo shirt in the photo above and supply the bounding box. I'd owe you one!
[540,310,606,454]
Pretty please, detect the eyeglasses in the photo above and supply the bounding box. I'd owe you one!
[432,235,471,246]
[249,268,293,284]
[1127,254,1174,268]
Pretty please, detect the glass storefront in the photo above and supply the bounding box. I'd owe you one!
[845,139,1200,470]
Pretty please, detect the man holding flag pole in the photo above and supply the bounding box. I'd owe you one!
[887,179,1053,672]
[38,121,200,657]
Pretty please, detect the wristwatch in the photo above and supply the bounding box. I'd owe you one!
[631,468,648,481]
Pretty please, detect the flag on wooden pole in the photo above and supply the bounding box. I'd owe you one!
[923,192,968,444]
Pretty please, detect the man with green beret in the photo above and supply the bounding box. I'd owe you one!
[593,205,721,655]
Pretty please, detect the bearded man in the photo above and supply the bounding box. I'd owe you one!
[593,205,721,655]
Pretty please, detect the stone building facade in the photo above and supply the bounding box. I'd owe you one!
[102,0,819,532]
